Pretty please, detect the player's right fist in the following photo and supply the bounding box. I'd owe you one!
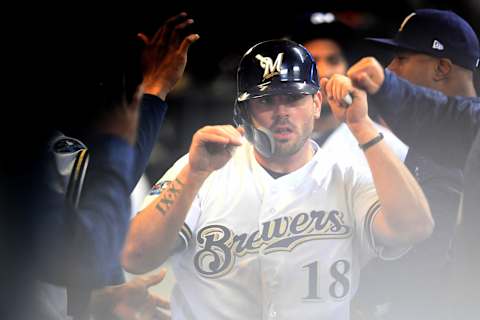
[188,125,244,175]
[347,57,385,94]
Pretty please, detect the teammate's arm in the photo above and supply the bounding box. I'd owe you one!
[348,57,480,169]
[321,75,433,248]
[122,125,244,274]
[130,12,199,188]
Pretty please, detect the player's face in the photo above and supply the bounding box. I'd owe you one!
[248,93,321,157]
[303,39,348,79]
[387,50,439,90]
[304,39,347,110]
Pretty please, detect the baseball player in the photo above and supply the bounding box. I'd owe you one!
[122,39,432,320]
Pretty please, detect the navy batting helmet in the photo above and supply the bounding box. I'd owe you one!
[233,39,320,157]
[236,39,320,102]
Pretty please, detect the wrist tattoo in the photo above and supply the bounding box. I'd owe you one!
[155,178,184,215]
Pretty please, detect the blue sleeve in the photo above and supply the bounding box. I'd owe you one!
[79,94,168,193]
[131,94,168,192]
[37,135,134,317]
[66,93,169,282]
[55,95,166,283]
[74,136,134,283]
[39,96,168,316]
[370,69,480,169]
[99,95,168,288]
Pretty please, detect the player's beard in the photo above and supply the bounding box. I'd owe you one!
[272,117,314,157]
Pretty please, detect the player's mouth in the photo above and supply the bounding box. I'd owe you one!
[272,126,294,140]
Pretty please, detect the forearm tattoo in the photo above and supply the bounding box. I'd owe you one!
[155,178,185,216]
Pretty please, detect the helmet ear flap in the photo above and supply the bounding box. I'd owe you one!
[233,101,274,158]
[233,102,244,127]
[233,101,255,143]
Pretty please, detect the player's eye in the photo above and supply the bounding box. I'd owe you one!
[325,54,343,65]
[393,50,411,63]
[285,94,305,104]
[257,96,275,105]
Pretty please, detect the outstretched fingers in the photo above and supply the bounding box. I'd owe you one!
[152,12,188,45]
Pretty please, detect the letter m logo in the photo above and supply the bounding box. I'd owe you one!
[255,53,284,81]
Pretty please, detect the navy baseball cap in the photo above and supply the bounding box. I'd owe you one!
[367,9,480,70]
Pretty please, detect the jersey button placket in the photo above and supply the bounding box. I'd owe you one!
[260,186,277,219]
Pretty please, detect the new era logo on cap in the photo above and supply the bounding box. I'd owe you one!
[432,40,444,51]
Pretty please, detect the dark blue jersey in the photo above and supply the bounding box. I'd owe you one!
[370,69,480,169]
[36,94,168,317]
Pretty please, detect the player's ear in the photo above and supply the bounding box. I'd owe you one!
[433,58,452,81]
[313,91,321,119]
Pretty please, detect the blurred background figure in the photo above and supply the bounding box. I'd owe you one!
[289,12,357,145]
[347,8,478,319]
[1,8,199,320]
[289,11,408,171]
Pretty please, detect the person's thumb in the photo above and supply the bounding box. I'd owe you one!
[179,34,200,53]
[143,269,167,288]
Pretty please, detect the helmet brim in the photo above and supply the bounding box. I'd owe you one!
[237,82,319,102]
[365,37,421,53]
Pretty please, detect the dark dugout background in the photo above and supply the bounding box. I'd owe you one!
[1,0,478,319]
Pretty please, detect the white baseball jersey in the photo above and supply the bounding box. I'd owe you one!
[143,140,405,320]
[322,122,409,171]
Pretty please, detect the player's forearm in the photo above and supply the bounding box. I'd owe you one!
[372,70,479,168]
[122,164,209,273]
[351,121,434,246]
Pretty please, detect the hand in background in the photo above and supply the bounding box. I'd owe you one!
[90,269,170,320]
[140,12,200,100]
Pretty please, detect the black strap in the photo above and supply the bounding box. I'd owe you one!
[359,132,384,151]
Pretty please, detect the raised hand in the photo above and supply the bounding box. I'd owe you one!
[346,57,385,95]
[139,12,200,100]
